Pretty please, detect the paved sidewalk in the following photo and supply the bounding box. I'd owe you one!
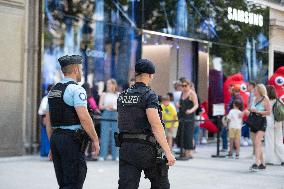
[0,144,284,189]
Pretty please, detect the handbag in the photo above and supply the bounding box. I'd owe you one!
[246,112,266,132]
[246,97,266,132]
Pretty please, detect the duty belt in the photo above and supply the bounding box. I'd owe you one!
[122,133,156,143]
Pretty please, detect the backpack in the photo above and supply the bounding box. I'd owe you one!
[273,98,284,122]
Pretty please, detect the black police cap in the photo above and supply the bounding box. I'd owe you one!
[58,55,83,68]
[135,59,155,75]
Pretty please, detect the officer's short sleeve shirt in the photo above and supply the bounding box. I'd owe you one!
[64,83,87,108]
[145,91,160,110]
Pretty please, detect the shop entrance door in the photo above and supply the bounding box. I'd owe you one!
[141,31,195,95]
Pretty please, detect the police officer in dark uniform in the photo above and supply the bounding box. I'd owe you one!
[45,55,100,189]
[116,59,176,189]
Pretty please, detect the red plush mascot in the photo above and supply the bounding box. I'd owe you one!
[223,73,249,111]
[268,66,284,102]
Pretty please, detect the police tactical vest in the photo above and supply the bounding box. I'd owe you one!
[48,81,80,127]
[117,85,152,133]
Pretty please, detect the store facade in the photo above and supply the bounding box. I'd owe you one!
[43,0,269,112]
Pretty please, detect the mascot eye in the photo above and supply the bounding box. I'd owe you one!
[275,76,284,86]
[240,84,247,92]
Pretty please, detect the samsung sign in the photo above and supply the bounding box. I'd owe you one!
[227,7,263,27]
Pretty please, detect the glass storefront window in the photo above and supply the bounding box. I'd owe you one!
[42,0,270,113]
[43,0,143,91]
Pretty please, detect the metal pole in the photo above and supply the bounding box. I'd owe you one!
[211,116,225,158]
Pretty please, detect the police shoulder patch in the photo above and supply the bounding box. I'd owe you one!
[79,93,87,101]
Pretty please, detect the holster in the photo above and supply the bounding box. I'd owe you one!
[75,130,91,152]
[156,155,169,177]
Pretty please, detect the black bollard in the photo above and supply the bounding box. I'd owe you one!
[211,116,225,158]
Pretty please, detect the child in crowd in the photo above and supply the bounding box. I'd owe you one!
[167,92,175,106]
[161,95,179,151]
[227,100,244,159]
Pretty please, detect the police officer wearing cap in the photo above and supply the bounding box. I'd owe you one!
[116,59,176,189]
[45,55,100,189]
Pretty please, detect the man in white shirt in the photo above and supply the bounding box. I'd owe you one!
[38,84,53,157]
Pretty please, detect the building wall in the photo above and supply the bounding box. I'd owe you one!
[0,0,40,156]
[269,8,284,76]
[142,45,172,95]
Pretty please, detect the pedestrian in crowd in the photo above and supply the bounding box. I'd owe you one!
[92,81,101,105]
[173,80,182,112]
[38,84,53,157]
[98,79,119,161]
[92,82,102,137]
[161,95,179,151]
[82,82,100,160]
[117,59,175,188]
[82,82,100,113]
[179,77,187,83]
[246,81,256,151]
[177,79,199,159]
[247,81,256,107]
[222,85,244,152]
[246,84,270,171]
[193,98,203,150]
[45,55,100,189]
[167,92,175,106]
[265,85,284,165]
[227,100,244,159]
[241,81,256,147]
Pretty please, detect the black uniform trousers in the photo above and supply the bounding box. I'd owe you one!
[118,142,170,189]
[50,129,87,189]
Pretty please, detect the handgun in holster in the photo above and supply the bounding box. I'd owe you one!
[156,146,169,177]
[156,155,169,176]
[114,132,122,147]
[75,130,91,152]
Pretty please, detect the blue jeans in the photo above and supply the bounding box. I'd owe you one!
[201,128,207,137]
[40,125,50,157]
[193,126,200,147]
[221,127,228,150]
[241,123,250,138]
[99,110,118,160]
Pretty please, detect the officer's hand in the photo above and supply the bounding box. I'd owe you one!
[48,150,53,161]
[166,153,176,166]
[92,141,100,156]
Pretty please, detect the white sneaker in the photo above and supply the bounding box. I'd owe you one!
[98,157,105,161]
[201,137,207,144]
[243,141,248,146]
[106,155,112,160]
[248,139,253,146]
[240,137,245,146]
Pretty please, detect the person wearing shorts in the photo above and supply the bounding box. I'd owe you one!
[227,100,243,159]
[161,95,179,151]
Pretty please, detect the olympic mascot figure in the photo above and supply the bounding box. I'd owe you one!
[269,66,284,102]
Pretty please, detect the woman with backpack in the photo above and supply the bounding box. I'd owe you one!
[265,85,284,166]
